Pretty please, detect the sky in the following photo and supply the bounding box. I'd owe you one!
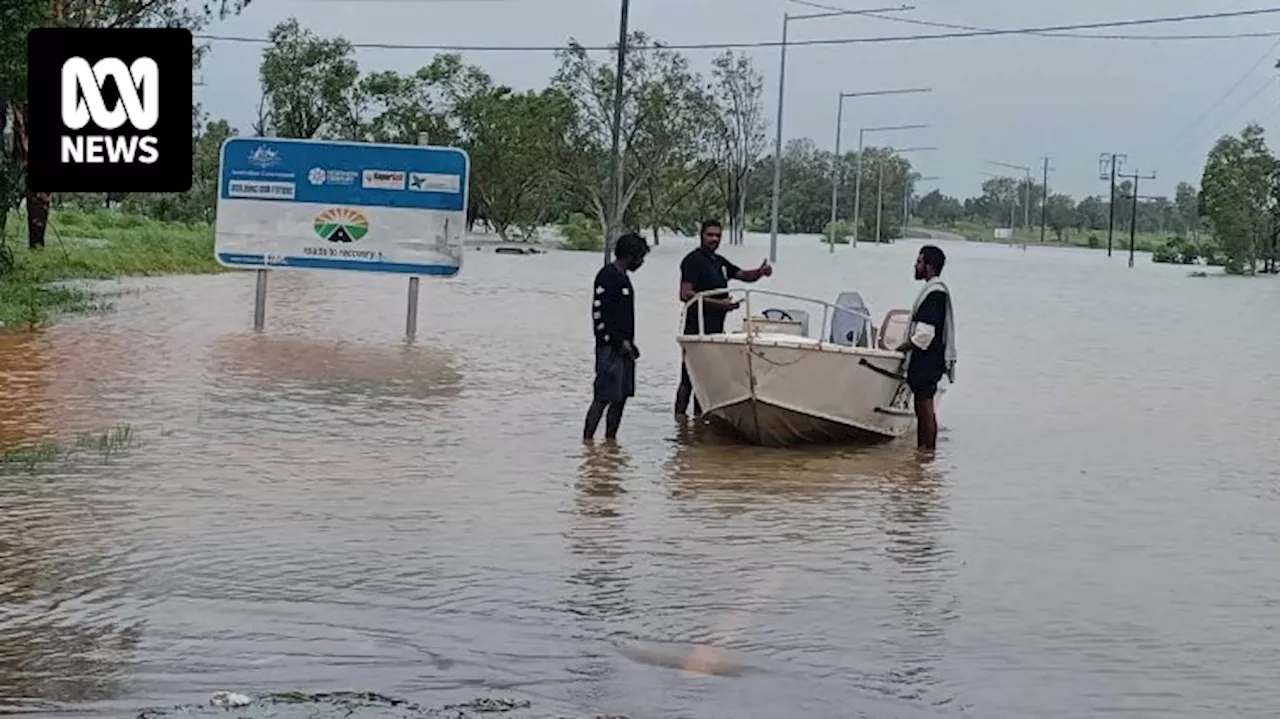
[194,0,1280,201]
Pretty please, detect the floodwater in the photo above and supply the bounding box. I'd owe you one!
[2,234,1280,718]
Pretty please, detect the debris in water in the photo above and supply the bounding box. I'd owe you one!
[135,692,627,719]
[209,691,251,708]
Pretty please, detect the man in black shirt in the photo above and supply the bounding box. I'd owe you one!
[584,232,649,441]
[897,245,955,451]
[675,219,773,416]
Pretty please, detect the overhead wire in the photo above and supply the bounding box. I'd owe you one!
[1157,35,1280,150]
[195,7,1280,53]
[792,0,1280,40]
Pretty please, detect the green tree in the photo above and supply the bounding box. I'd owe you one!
[450,81,575,241]
[1200,123,1276,274]
[914,189,963,227]
[258,18,360,139]
[552,32,712,245]
[1043,193,1076,242]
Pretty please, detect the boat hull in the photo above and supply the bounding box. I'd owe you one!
[677,334,917,447]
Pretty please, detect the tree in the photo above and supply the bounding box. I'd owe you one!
[1200,123,1276,274]
[450,81,575,241]
[552,32,713,245]
[709,51,766,245]
[914,189,963,227]
[1174,181,1202,239]
[258,18,360,139]
[1043,194,1076,242]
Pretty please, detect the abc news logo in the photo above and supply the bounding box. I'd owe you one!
[61,56,160,164]
[27,28,193,193]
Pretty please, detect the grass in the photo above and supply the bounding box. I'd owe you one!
[938,219,1169,253]
[0,424,138,472]
[0,209,222,327]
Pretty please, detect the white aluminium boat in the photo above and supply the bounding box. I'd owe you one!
[677,288,935,446]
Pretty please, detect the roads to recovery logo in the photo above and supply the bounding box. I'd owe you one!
[26,28,193,193]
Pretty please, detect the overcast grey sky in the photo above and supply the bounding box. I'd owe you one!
[196,0,1280,201]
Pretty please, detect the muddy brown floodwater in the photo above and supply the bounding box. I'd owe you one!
[3,235,1280,718]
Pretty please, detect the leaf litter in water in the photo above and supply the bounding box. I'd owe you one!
[134,692,627,719]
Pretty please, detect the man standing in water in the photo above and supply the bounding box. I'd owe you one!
[898,245,956,450]
[584,232,649,441]
[675,219,773,416]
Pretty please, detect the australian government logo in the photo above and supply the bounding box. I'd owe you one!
[26,27,193,192]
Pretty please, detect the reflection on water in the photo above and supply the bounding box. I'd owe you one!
[2,236,1280,717]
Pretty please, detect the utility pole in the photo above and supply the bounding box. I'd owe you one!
[602,0,630,266]
[1117,168,1156,269]
[1099,153,1127,258]
[1039,157,1051,245]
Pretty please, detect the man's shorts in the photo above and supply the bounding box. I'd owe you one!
[594,343,636,403]
[906,364,944,400]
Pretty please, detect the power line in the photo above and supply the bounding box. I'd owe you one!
[1160,35,1280,150]
[793,0,1280,41]
[195,7,1280,53]
[1197,74,1279,143]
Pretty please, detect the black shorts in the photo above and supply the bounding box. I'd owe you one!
[907,365,943,400]
[594,344,636,403]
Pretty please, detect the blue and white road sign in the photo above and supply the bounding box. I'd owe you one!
[214,137,470,276]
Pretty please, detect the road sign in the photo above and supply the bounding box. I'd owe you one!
[214,137,469,276]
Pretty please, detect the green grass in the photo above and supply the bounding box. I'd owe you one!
[0,209,222,327]
[939,220,1169,253]
[0,424,137,472]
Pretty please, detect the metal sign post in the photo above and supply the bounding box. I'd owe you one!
[253,268,268,331]
[405,132,429,342]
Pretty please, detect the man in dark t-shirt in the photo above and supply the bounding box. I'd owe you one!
[897,245,953,451]
[675,219,773,416]
[584,232,649,441]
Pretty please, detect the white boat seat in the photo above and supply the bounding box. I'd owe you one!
[831,292,871,347]
[760,308,810,336]
[878,309,912,350]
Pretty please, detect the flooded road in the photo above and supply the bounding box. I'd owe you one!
[3,235,1280,718]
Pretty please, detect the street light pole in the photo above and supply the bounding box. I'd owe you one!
[851,123,927,247]
[874,145,935,243]
[766,3,914,264]
[602,0,630,266]
[827,87,931,253]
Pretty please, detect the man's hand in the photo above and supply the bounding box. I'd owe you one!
[758,258,773,277]
[630,343,641,360]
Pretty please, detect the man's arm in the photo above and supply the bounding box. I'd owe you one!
[730,258,772,283]
[596,275,630,349]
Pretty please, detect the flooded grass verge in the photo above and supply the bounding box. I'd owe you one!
[1,209,224,328]
[134,692,627,719]
[0,424,137,471]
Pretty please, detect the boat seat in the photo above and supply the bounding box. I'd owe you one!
[760,308,810,336]
[831,291,871,347]
[878,309,912,350]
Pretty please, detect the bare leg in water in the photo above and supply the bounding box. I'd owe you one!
[674,362,703,416]
[914,395,938,450]
[584,399,628,441]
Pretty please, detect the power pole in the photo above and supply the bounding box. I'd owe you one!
[1099,153,1126,257]
[1039,156,1051,244]
[1117,168,1156,269]
[602,0,631,266]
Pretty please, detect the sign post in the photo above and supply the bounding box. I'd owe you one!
[214,137,469,335]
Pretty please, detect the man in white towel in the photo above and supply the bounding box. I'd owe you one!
[897,245,956,450]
